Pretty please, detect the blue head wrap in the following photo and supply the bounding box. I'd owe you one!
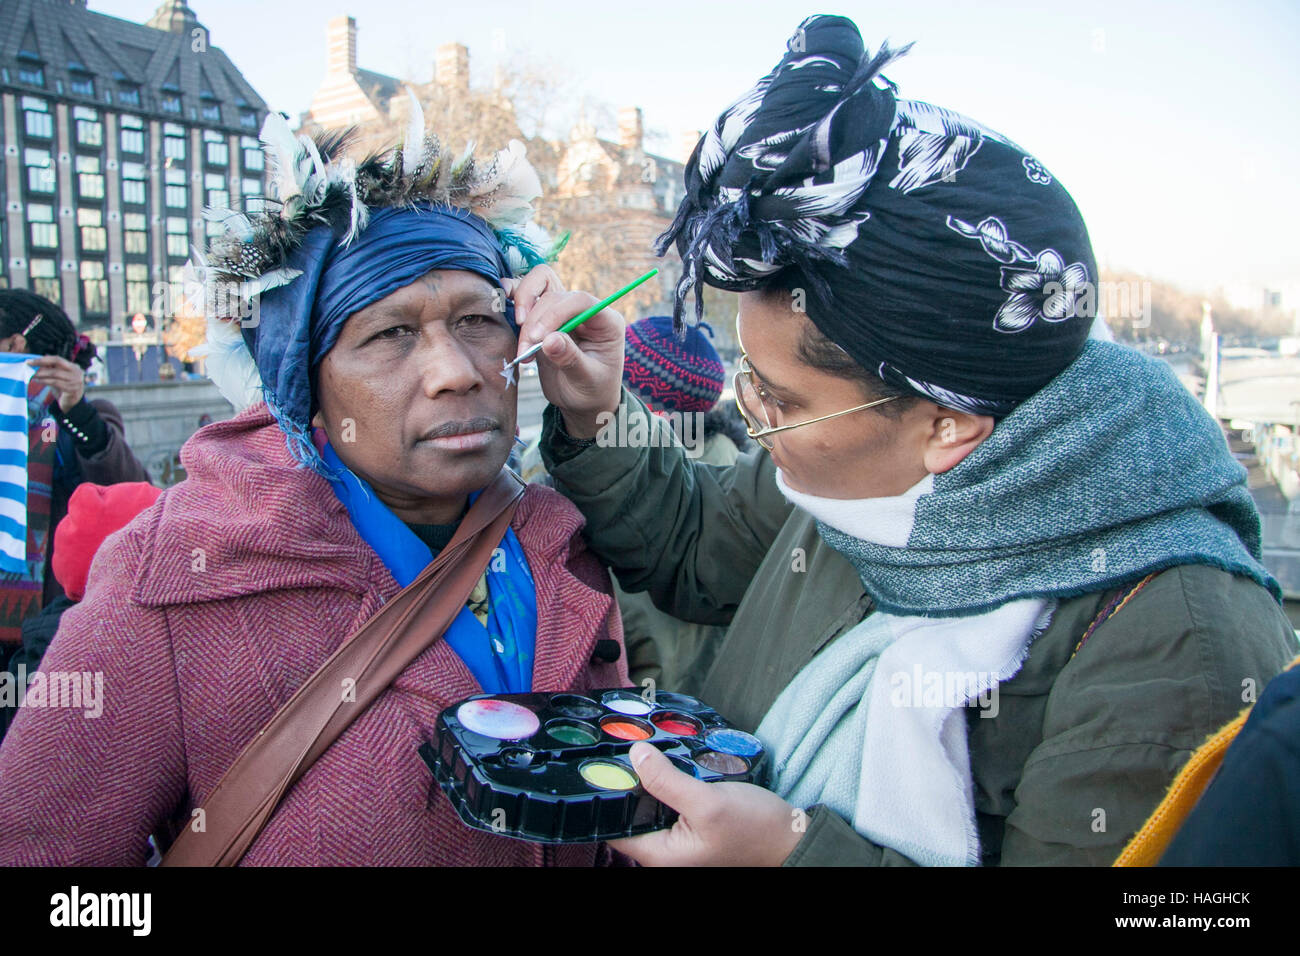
[244,203,517,473]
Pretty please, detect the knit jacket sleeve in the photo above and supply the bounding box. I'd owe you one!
[540,388,793,627]
[0,520,186,865]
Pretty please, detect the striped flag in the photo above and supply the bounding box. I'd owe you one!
[0,355,37,574]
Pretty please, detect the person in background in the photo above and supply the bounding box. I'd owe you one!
[0,481,162,742]
[0,291,149,643]
[520,315,749,693]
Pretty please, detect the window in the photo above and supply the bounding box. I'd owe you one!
[69,73,94,97]
[166,216,189,258]
[73,105,97,120]
[242,178,262,197]
[118,86,141,107]
[124,212,148,255]
[78,208,106,252]
[166,185,188,209]
[76,156,104,200]
[80,261,107,314]
[23,100,52,138]
[165,167,186,185]
[242,147,264,172]
[205,172,229,211]
[126,263,150,314]
[76,120,103,146]
[29,260,59,303]
[18,64,44,87]
[24,148,55,193]
[161,95,181,114]
[201,104,221,123]
[28,203,57,249]
[164,135,186,161]
[121,128,144,154]
[121,161,147,205]
[121,114,143,129]
[206,142,229,166]
[240,111,257,129]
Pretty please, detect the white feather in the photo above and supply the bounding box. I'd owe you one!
[472,139,543,228]
[191,311,265,412]
[402,87,425,178]
[260,112,303,205]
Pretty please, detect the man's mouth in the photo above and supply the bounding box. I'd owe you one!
[418,417,501,452]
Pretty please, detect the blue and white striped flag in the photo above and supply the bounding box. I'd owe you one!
[0,354,36,574]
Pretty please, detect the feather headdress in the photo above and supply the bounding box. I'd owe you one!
[191,90,562,411]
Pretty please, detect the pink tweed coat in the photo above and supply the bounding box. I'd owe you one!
[0,403,627,865]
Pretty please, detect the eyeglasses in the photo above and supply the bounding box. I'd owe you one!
[732,323,898,451]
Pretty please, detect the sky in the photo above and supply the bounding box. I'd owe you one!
[91,0,1300,296]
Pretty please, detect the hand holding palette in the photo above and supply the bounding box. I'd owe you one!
[419,688,769,844]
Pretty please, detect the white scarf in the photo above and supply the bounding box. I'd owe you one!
[755,470,1055,865]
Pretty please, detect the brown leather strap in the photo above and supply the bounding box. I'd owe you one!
[160,469,526,866]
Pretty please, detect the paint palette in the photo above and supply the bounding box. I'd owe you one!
[420,688,769,844]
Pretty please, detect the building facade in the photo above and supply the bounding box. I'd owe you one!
[0,0,268,337]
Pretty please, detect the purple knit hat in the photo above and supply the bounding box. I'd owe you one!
[623,315,726,414]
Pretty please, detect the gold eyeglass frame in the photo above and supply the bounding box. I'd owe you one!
[732,317,899,450]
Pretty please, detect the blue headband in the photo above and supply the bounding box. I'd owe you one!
[245,204,516,473]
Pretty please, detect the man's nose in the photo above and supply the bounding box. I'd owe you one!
[417,335,482,398]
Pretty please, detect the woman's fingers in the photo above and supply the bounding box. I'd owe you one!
[505,264,566,328]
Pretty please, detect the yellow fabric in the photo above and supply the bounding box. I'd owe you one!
[1114,651,1300,866]
[467,572,490,626]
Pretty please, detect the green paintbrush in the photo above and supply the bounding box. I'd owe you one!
[501,267,660,386]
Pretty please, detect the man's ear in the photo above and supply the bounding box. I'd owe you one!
[921,408,995,475]
[0,333,26,353]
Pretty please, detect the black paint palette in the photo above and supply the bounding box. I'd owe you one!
[420,688,769,844]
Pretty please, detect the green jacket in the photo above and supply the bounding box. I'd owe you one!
[541,390,1299,866]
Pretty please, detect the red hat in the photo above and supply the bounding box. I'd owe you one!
[52,482,163,601]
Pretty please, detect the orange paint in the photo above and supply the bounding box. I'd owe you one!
[602,719,652,741]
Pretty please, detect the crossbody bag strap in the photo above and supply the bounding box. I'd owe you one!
[159,469,525,866]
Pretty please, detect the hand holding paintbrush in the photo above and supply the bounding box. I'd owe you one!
[504,267,657,438]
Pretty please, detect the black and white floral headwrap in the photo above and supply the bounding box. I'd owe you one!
[658,14,1099,416]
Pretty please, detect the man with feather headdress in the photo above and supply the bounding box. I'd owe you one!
[0,93,629,866]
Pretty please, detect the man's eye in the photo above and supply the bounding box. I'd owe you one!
[374,325,415,340]
[457,313,496,329]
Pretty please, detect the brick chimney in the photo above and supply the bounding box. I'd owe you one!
[681,128,702,162]
[436,43,470,92]
[327,16,358,75]
[618,106,644,152]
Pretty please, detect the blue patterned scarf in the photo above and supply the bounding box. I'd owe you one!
[317,437,536,693]
[815,340,1280,617]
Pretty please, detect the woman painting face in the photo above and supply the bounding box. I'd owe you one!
[737,289,994,500]
[312,268,518,524]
